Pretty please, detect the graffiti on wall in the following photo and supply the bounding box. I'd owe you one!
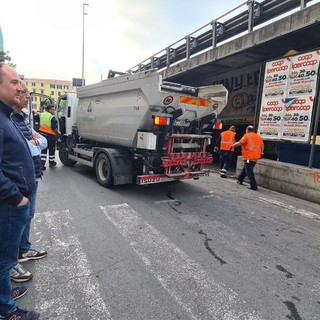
[211,66,260,122]
[230,92,257,115]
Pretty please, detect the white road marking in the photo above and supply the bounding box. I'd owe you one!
[258,197,320,221]
[200,191,224,200]
[155,199,177,204]
[34,210,111,319]
[101,203,263,320]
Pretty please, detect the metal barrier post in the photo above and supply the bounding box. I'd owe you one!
[309,91,320,168]
[211,20,217,48]
[186,35,191,60]
[300,0,308,9]
[166,47,171,68]
[247,0,255,32]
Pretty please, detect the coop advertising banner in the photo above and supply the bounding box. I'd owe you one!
[282,96,315,140]
[258,50,320,142]
[259,97,284,139]
[258,57,290,139]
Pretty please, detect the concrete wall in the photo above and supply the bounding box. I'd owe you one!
[236,157,320,204]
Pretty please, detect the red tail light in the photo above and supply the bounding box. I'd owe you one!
[154,116,169,126]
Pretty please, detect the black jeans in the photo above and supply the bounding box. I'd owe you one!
[237,160,257,190]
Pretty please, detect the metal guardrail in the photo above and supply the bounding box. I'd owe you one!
[126,0,313,74]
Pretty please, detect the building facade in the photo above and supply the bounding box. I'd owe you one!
[24,78,78,111]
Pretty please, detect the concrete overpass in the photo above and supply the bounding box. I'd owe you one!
[158,1,320,203]
[161,1,320,86]
[125,0,320,203]
[160,1,320,128]
[126,0,320,128]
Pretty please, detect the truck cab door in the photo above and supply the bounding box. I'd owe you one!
[57,93,78,136]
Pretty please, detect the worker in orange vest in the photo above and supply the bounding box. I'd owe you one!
[214,125,236,178]
[231,125,264,190]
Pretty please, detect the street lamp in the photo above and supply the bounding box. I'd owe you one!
[82,3,89,87]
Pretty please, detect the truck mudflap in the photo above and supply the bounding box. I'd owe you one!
[136,169,210,185]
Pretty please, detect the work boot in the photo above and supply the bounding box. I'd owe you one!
[219,169,227,178]
[49,161,57,168]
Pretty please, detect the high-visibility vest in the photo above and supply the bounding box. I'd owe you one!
[220,130,236,151]
[241,132,263,160]
[39,111,57,136]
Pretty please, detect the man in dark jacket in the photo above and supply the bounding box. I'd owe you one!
[0,63,40,319]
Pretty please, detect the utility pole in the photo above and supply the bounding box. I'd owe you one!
[82,3,89,87]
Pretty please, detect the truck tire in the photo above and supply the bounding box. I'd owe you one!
[95,153,113,187]
[59,141,77,166]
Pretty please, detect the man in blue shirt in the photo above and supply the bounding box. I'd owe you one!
[0,63,40,320]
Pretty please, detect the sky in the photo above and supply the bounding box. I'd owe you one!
[0,0,246,84]
[0,0,262,84]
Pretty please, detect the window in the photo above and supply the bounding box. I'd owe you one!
[57,84,62,89]
[32,82,36,87]
[50,84,55,89]
[58,92,61,96]
[41,83,44,87]
[64,85,69,90]
[51,91,54,96]
[41,90,44,94]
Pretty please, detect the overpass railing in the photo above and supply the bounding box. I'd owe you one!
[125,0,314,74]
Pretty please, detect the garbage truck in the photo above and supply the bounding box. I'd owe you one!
[56,69,228,187]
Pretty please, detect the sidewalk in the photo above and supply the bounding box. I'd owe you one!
[206,158,320,205]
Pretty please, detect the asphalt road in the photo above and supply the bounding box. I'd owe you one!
[17,159,320,320]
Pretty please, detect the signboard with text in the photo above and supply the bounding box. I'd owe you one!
[258,50,320,142]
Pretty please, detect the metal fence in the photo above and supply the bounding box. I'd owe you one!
[126,0,313,74]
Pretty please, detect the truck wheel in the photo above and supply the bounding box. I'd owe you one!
[95,153,113,187]
[59,142,77,166]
